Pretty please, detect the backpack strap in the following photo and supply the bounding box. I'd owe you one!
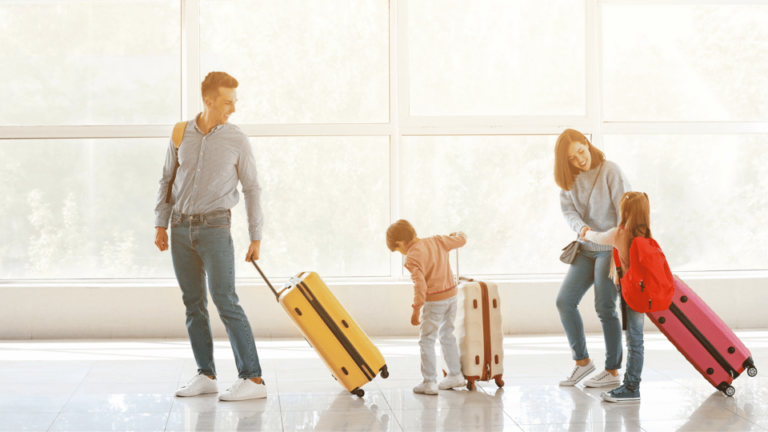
[165,121,188,204]
[171,121,186,148]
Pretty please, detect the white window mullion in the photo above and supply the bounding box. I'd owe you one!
[600,0,768,5]
[0,125,173,140]
[182,0,200,121]
[602,122,768,135]
[588,0,605,149]
[391,0,405,281]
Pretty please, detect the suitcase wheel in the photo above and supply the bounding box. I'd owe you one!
[495,377,504,388]
[352,388,365,398]
[380,365,389,379]
[442,369,447,378]
[466,380,476,391]
[748,366,758,377]
[724,386,736,397]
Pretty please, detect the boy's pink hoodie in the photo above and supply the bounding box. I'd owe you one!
[404,233,467,309]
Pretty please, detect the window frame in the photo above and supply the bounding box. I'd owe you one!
[1,0,768,284]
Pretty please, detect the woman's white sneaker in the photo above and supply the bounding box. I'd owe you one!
[175,374,218,397]
[584,370,621,388]
[559,360,596,386]
[218,378,267,401]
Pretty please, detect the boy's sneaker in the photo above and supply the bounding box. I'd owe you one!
[559,360,596,386]
[219,378,267,401]
[438,374,466,390]
[602,384,640,403]
[584,370,622,388]
[413,380,438,395]
[175,373,218,397]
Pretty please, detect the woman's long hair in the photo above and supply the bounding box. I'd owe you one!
[554,129,606,191]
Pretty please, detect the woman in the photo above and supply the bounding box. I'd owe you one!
[554,129,631,388]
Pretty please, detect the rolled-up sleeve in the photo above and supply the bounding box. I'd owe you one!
[154,139,176,228]
[237,138,264,241]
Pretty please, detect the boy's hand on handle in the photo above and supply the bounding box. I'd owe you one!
[411,308,421,326]
[245,240,261,262]
[155,227,169,252]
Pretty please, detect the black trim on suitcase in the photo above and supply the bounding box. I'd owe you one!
[297,281,376,381]
[669,302,740,379]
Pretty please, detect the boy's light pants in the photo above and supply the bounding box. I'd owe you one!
[419,296,462,382]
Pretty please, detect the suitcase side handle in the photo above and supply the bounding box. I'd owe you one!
[251,261,280,301]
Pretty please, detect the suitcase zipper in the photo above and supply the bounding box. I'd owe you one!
[669,302,739,379]
[297,281,376,381]
[479,281,492,381]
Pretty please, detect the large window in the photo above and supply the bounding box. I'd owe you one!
[2,0,768,281]
[603,135,768,272]
[0,1,181,126]
[401,135,572,275]
[603,4,768,122]
[231,137,391,278]
[0,139,172,279]
[408,0,586,116]
[200,0,389,124]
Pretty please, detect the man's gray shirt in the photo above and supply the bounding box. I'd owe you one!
[154,116,263,241]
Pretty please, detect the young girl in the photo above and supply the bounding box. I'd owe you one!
[585,191,652,403]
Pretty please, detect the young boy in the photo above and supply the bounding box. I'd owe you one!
[386,219,467,395]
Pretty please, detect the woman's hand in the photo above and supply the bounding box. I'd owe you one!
[411,308,421,326]
[580,226,591,241]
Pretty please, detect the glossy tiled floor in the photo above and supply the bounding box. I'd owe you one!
[0,331,766,431]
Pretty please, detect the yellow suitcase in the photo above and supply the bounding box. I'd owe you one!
[252,262,388,397]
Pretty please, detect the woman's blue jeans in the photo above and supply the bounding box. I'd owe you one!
[170,210,262,379]
[556,249,623,371]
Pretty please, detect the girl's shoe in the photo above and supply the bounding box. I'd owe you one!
[602,384,640,403]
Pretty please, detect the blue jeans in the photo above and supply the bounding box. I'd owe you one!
[623,303,644,389]
[419,297,462,382]
[170,209,262,379]
[556,249,623,370]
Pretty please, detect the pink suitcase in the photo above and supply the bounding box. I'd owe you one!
[646,275,757,396]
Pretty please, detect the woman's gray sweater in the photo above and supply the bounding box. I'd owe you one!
[559,160,631,252]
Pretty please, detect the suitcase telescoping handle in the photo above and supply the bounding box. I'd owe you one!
[454,248,475,283]
[251,261,281,302]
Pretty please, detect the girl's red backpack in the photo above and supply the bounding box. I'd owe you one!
[613,236,675,313]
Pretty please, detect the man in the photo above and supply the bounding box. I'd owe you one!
[154,72,266,401]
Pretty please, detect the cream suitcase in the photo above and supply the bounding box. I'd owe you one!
[453,277,505,389]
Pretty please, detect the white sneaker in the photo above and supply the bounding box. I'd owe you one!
[413,380,438,395]
[175,374,218,397]
[559,360,596,386]
[438,374,466,390]
[584,370,622,388]
[218,378,267,401]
